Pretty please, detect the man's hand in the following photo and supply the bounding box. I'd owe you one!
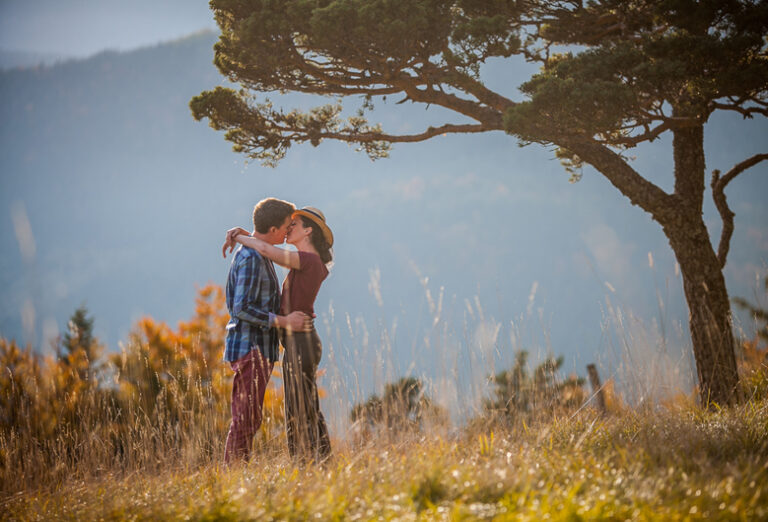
[282,311,314,332]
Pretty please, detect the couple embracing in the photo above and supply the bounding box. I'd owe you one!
[221,197,333,465]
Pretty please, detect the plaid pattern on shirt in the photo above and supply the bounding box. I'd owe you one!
[224,245,281,363]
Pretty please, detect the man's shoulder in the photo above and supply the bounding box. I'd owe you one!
[229,247,268,276]
[234,245,265,263]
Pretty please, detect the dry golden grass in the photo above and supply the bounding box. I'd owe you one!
[3,283,767,519]
[3,395,767,521]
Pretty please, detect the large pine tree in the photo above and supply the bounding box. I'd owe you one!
[192,0,768,406]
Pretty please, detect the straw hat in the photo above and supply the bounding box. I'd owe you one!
[293,207,334,247]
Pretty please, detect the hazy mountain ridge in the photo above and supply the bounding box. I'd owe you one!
[1,32,766,388]
[0,49,71,70]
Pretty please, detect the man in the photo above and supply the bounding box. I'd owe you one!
[223,197,310,464]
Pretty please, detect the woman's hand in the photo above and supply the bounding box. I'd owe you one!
[222,226,250,258]
[222,237,234,258]
[227,226,250,242]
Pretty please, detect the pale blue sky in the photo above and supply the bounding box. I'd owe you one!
[0,0,215,56]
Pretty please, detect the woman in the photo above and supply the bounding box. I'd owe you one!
[225,207,333,462]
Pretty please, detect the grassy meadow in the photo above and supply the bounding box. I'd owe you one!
[2,284,768,520]
[3,399,767,521]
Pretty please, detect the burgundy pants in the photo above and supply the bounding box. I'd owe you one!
[224,349,274,464]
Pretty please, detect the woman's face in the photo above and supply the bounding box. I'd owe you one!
[286,217,310,245]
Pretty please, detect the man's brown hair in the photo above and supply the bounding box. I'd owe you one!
[252,198,295,233]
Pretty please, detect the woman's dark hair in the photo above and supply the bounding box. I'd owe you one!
[300,216,333,266]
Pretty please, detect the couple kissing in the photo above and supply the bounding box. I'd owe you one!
[221,197,333,465]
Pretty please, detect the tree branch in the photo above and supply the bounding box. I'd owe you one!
[428,59,516,113]
[603,120,672,146]
[276,43,510,125]
[594,110,704,147]
[320,123,492,143]
[267,43,408,96]
[558,135,676,222]
[711,153,768,267]
[396,80,505,128]
[710,101,768,119]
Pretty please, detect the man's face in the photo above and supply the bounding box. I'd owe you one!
[269,216,292,245]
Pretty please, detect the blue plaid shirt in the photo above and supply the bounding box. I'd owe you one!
[224,245,281,363]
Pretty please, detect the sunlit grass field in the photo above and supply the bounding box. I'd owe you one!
[2,283,767,520]
[3,398,767,521]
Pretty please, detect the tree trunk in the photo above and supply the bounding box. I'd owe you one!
[664,122,740,406]
[553,119,742,406]
[665,218,741,406]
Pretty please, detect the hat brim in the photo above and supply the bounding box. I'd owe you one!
[293,209,334,247]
